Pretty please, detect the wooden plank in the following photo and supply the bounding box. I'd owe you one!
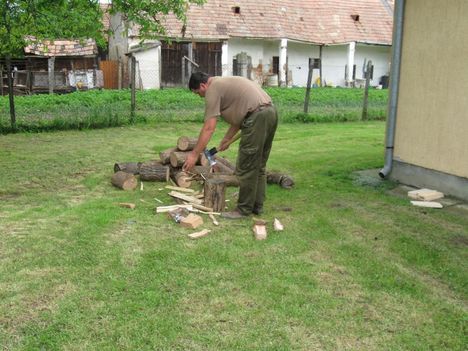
[411,201,443,208]
[156,204,193,213]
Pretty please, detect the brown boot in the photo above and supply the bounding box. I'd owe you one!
[221,208,250,219]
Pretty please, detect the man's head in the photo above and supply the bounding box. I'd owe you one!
[189,71,210,97]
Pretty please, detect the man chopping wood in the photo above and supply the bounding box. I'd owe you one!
[183,72,278,219]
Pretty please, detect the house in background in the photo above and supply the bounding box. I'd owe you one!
[0,37,102,95]
[108,0,394,88]
[381,0,468,200]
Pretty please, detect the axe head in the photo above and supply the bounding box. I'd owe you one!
[203,148,217,167]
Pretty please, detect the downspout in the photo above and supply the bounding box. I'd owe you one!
[379,0,405,178]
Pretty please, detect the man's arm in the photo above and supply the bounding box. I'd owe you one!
[183,117,217,171]
[218,125,240,151]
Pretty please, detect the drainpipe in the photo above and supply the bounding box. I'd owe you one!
[379,0,405,178]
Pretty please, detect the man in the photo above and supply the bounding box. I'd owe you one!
[183,72,278,219]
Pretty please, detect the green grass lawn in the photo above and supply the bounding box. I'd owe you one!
[0,121,467,350]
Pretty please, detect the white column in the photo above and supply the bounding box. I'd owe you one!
[279,38,288,87]
[221,41,229,76]
[347,41,356,86]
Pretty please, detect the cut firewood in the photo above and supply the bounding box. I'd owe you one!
[168,191,203,205]
[180,213,204,229]
[190,203,214,212]
[273,218,284,231]
[408,188,444,201]
[114,162,141,174]
[167,208,190,223]
[118,202,136,209]
[188,229,211,239]
[209,214,219,226]
[159,147,178,164]
[156,204,193,213]
[411,201,443,208]
[204,178,226,212]
[267,172,295,189]
[253,224,267,240]
[214,156,236,173]
[172,170,192,188]
[139,161,170,182]
[111,171,138,190]
[177,136,198,151]
[165,185,195,193]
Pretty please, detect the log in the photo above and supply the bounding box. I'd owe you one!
[177,136,198,151]
[266,172,295,189]
[159,147,177,164]
[170,151,193,168]
[172,170,192,188]
[204,178,226,212]
[203,173,240,187]
[111,171,138,190]
[215,156,236,173]
[139,161,170,182]
[114,162,141,174]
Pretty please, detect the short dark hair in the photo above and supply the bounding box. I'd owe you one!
[188,71,210,90]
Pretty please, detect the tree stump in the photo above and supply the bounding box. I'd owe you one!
[159,147,177,164]
[139,161,170,181]
[177,136,198,151]
[111,171,138,190]
[114,162,141,174]
[204,178,226,212]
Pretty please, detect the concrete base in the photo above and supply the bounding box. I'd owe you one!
[390,160,468,201]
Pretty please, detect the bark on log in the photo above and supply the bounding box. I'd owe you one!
[159,147,177,164]
[172,170,192,188]
[266,172,295,189]
[177,136,198,151]
[215,156,236,172]
[203,173,240,187]
[139,161,170,182]
[111,171,138,190]
[170,151,200,168]
[204,178,226,212]
[114,162,141,174]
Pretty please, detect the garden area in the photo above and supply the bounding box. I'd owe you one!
[0,88,467,350]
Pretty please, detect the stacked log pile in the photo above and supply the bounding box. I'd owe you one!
[111,135,294,193]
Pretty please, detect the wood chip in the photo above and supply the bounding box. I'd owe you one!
[188,229,211,239]
[118,202,136,209]
[273,218,284,231]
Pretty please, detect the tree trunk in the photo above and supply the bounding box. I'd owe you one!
[204,178,226,212]
[114,162,141,174]
[139,161,170,181]
[177,136,198,151]
[111,171,138,190]
[159,147,177,164]
[6,55,16,130]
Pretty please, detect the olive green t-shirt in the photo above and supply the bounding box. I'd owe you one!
[204,76,272,127]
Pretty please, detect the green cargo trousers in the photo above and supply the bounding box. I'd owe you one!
[235,105,278,215]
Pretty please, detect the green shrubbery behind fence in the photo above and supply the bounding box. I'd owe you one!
[0,87,388,133]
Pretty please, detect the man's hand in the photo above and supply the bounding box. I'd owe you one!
[182,151,199,172]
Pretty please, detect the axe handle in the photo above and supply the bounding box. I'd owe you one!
[225,131,241,148]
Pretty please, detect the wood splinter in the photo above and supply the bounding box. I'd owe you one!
[118,202,136,209]
[188,229,211,239]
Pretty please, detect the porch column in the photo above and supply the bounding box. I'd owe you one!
[221,41,229,76]
[279,38,288,87]
[346,41,356,86]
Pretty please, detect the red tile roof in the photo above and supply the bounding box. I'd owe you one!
[159,0,393,45]
[24,37,98,57]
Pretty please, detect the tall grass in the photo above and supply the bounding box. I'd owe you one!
[0,87,388,133]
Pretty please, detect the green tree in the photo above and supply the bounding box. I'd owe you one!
[1,0,204,130]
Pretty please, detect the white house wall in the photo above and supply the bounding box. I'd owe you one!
[226,38,390,87]
[134,47,161,90]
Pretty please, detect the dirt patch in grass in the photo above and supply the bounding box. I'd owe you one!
[450,235,468,247]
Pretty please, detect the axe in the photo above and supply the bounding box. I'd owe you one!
[203,131,241,167]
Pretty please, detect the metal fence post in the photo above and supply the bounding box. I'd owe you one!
[362,60,373,121]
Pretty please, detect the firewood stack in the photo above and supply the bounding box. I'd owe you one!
[111,135,295,191]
